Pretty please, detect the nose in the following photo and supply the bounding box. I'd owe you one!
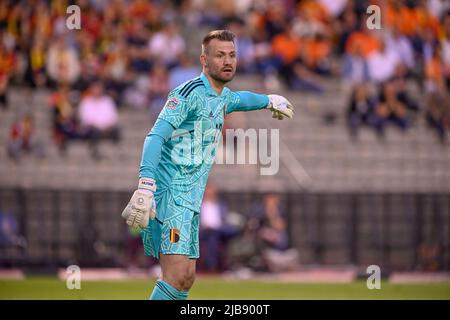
[223,56,232,65]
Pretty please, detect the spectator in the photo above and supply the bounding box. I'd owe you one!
[425,46,449,142]
[264,1,289,41]
[441,13,450,88]
[127,19,152,73]
[369,81,412,137]
[7,112,45,162]
[169,54,199,89]
[148,64,170,118]
[148,20,185,69]
[228,193,298,273]
[419,27,439,67]
[124,225,154,272]
[300,32,334,76]
[78,33,103,90]
[424,45,447,93]
[272,22,324,93]
[390,64,421,113]
[0,32,15,109]
[50,85,79,154]
[250,194,298,272]
[367,40,400,84]
[345,20,381,59]
[46,36,80,87]
[342,41,369,85]
[347,83,378,138]
[292,1,328,39]
[385,26,415,72]
[318,0,348,19]
[336,3,358,55]
[0,211,27,257]
[102,38,130,106]
[199,183,238,273]
[257,194,299,273]
[416,241,442,271]
[426,91,449,143]
[123,74,151,110]
[271,22,301,69]
[0,0,449,146]
[252,28,283,89]
[255,194,289,251]
[24,35,47,88]
[289,59,326,94]
[78,81,120,160]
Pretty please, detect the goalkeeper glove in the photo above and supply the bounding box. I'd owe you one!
[267,94,294,120]
[121,178,157,229]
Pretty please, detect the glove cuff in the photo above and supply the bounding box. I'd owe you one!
[138,178,156,192]
[266,95,273,109]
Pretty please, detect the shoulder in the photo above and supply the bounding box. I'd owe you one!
[171,76,206,100]
[225,88,239,103]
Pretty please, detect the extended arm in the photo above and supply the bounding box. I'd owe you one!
[123,91,190,229]
[226,91,269,113]
[227,91,294,120]
[139,119,175,179]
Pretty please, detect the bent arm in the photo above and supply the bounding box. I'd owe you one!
[139,118,174,179]
[226,91,269,114]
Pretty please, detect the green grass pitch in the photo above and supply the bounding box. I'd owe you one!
[1,277,449,299]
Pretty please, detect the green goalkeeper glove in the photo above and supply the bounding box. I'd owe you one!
[121,178,157,229]
[267,94,294,120]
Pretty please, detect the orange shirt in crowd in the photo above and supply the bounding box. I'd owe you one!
[0,51,15,77]
[345,31,381,58]
[50,0,69,16]
[397,6,421,36]
[302,38,331,68]
[384,2,441,38]
[426,56,445,87]
[128,0,153,19]
[382,1,397,29]
[272,33,302,64]
[298,0,329,23]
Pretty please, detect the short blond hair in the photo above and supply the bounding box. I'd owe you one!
[202,30,235,54]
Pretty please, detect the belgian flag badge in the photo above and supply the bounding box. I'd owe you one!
[170,228,180,243]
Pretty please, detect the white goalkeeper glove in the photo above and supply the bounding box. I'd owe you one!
[121,178,157,229]
[267,94,294,120]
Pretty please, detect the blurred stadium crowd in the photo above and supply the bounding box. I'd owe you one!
[0,0,449,273]
[1,0,450,161]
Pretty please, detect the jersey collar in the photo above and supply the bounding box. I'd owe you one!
[200,72,230,97]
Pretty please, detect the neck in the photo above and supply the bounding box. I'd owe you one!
[204,70,225,95]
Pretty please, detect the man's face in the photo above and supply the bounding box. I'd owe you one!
[202,39,237,84]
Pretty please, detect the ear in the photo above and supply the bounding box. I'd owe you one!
[200,54,207,68]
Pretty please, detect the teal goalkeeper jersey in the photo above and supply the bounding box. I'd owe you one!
[140,72,269,213]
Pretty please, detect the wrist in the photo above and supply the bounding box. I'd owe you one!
[138,177,156,192]
[266,95,272,109]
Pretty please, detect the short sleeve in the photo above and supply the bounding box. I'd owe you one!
[158,92,191,129]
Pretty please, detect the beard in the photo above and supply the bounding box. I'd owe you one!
[208,66,236,84]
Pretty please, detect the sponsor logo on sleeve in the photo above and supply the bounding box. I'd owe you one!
[165,97,180,110]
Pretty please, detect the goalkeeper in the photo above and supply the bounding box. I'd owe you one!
[121,30,294,300]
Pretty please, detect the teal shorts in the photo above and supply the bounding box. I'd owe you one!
[140,188,200,259]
